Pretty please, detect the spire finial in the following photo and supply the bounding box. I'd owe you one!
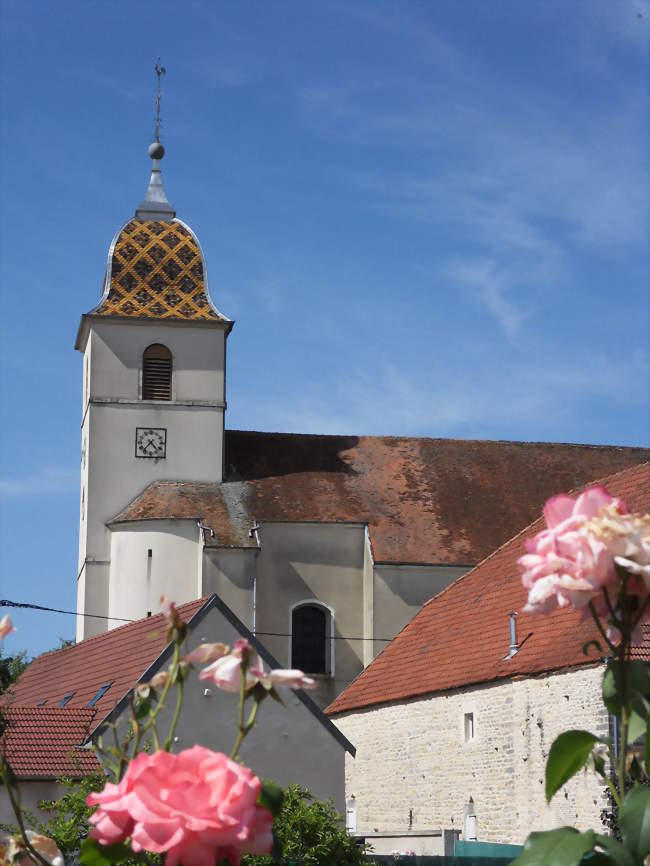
[136,59,175,220]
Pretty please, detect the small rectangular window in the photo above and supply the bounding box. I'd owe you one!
[59,692,75,708]
[464,712,475,742]
[88,682,112,708]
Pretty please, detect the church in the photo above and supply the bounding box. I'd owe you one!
[74,135,649,710]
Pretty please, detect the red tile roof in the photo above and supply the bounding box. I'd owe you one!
[114,432,649,566]
[8,598,207,726]
[1,707,101,779]
[327,462,650,715]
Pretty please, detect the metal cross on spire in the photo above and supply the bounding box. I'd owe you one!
[154,58,166,143]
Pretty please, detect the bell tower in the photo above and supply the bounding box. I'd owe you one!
[75,69,232,640]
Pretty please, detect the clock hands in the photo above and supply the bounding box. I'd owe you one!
[136,428,165,458]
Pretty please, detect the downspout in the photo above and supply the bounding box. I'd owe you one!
[197,521,214,597]
[249,522,261,635]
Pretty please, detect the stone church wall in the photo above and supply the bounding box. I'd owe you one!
[335,664,608,849]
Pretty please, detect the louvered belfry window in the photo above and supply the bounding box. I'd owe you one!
[291,604,329,674]
[142,344,172,401]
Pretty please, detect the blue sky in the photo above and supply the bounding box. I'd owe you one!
[1,0,648,658]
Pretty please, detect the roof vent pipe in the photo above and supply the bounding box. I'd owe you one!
[508,611,519,658]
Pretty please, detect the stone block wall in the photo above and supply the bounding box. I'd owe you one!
[335,664,609,847]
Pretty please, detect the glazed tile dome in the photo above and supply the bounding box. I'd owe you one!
[94,218,225,322]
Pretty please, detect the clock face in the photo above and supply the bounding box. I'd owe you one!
[135,427,167,459]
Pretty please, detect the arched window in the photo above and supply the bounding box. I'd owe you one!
[291,603,331,675]
[142,344,172,401]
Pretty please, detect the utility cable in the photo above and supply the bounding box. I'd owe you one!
[0,599,393,641]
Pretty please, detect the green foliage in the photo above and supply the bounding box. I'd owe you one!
[0,649,29,695]
[545,730,601,803]
[243,784,375,866]
[600,770,650,842]
[618,784,650,862]
[80,838,150,866]
[511,827,596,866]
[602,660,650,745]
[34,775,105,854]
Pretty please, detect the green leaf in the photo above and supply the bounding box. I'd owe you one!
[628,696,649,744]
[134,698,152,720]
[592,750,606,778]
[579,855,617,866]
[259,779,285,817]
[594,833,636,866]
[79,838,136,866]
[603,660,650,717]
[545,730,601,803]
[646,714,650,773]
[512,828,595,866]
[619,783,650,861]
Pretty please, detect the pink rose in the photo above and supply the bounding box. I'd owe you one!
[184,642,230,665]
[267,669,317,689]
[199,640,267,692]
[87,746,273,866]
[0,614,15,639]
[199,639,317,692]
[518,486,623,614]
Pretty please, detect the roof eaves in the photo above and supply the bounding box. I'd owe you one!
[328,657,606,717]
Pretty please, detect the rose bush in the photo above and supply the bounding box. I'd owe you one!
[87,746,273,866]
[0,603,323,866]
[514,486,650,866]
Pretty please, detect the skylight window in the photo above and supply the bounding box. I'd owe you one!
[88,682,112,708]
[59,692,75,707]
[36,700,47,707]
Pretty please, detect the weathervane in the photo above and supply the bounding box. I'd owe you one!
[154,59,166,143]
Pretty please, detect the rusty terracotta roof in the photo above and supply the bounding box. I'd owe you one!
[113,432,650,566]
[1,707,101,779]
[327,462,650,715]
[91,219,228,322]
[8,599,207,728]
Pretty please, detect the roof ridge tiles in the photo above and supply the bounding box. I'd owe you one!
[226,429,648,450]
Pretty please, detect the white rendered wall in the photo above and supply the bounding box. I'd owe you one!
[108,520,200,626]
[0,781,63,826]
[77,319,227,640]
[202,548,257,631]
[373,563,468,658]
[256,523,366,709]
[109,604,350,812]
[335,665,609,849]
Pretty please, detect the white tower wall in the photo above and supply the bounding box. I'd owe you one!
[77,318,227,640]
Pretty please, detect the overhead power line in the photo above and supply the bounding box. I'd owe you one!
[0,599,393,642]
[0,599,133,622]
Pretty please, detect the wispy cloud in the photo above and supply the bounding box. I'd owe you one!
[0,468,78,498]
[446,259,531,340]
[294,3,647,347]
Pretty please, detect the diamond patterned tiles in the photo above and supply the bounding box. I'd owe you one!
[94,219,224,321]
